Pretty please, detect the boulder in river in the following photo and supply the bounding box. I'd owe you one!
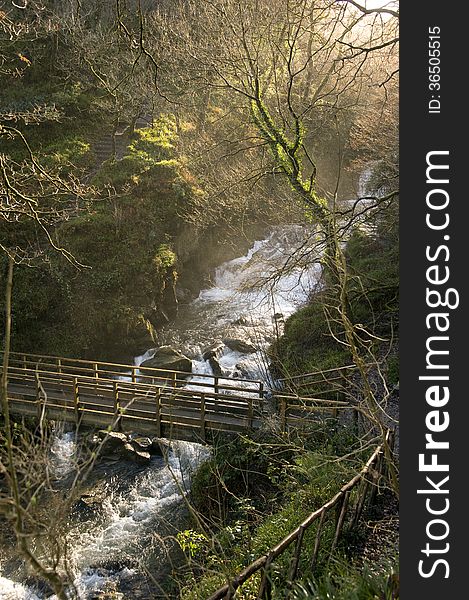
[150,437,172,456]
[123,443,151,465]
[223,338,257,354]
[97,431,151,464]
[130,436,152,451]
[140,345,192,375]
[202,341,225,361]
[208,356,223,377]
[98,431,128,454]
[235,361,253,378]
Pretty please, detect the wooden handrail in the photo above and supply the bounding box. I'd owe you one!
[1,350,362,443]
[276,363,360,382]
[2,350,265,386]
[207,432,391,600]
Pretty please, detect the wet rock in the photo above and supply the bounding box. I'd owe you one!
[140,345,192,375]
[176,286,193,303]
[232,315,250,326]
[131,436,151,450]
[98,431,128,453]
[80,493,104,507]
[208,356,223,377]
[235,361,252,378]
[223,338,257,354]
[123,443,151,465]
[202,341,225,361]
[96,432,151,464]
[76,486,109,516]
[155,437,172,453]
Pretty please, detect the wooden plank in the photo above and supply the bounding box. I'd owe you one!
[310,509,327,571]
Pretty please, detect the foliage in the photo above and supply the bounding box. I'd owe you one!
[181,427,371,598]
[177,529,210,559]
[291,557,399,600]
[272,170,398,385]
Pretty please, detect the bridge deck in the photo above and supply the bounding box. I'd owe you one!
[1,351,349,442]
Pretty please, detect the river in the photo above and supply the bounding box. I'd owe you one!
[0,225,321,599]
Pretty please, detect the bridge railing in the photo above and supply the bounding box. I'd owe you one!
[1,351,265,398]
[2,351,355,440]
[3,368,264,440]
[207,430,393,599]
[275,363,377,408]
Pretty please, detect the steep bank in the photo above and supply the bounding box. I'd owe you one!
[6,117,292,362]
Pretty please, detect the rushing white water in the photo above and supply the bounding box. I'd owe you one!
[0,577,41,600]
[0,225,320,599]
[141,225,322,386]
[68,441,209,571]
[0,440,209,600]
[50,431,77,479]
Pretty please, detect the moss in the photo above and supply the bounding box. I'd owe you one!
[181,427,367,599]
[270,296,351,377]
[6,116,194,359]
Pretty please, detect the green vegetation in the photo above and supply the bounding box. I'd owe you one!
[174,425,397,599]
[1,2,398,597]
[272,187,399,382]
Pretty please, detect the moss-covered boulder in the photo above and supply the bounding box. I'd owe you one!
[140,346,192,375]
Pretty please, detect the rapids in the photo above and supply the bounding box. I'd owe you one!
[0,225,320,599]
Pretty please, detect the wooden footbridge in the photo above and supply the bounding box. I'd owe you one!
[1,351,351,443]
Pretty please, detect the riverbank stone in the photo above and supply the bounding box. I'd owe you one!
[208,356,223,377]
[223,338,257,354]
[140,345,192,375]
[202,341,225,361]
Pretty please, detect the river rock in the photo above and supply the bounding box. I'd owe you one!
[123,443,151,464]
[223,338,257,354]
[140,345,192,375]
[131,436,152,450]
[150,437,172,455]
[202,341,225,361]
[208,356,223,377]
[98,431,128,453]
[232,315,250,326]
[176,286,193,303]
[235,361,252,378]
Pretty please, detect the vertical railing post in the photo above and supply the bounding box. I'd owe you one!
[172,371,177,390]
[351,478,369,530]
[36,375,44,420]
[214,376,219,396]
[57,358,62,374]
[257,554,273,600]
[113,381,119,413]
[132,366,137,384]
[310,509,326,571]
[73,377,80,423]
[330,491,350,556]
[288,525,305,585]
[200,394,206,442]
[94,362,99,381]
[113,381,121,431]
[368,453,382,507]
[259,381,264,412]
[155,388,161,438]
[248,398,253,429]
